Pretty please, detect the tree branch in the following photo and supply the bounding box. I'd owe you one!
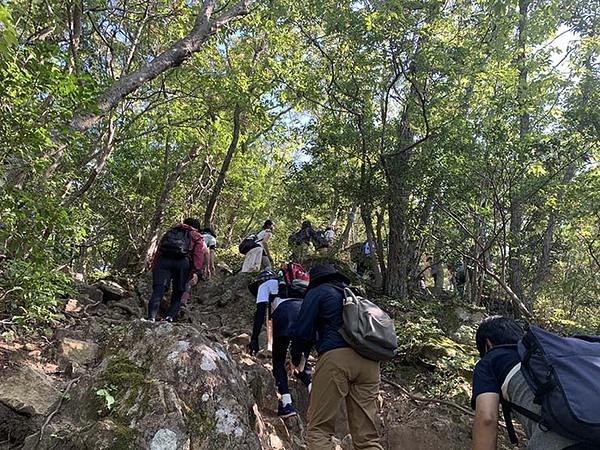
[70,0,253,133]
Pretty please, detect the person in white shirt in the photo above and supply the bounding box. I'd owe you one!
[241,220,274,272]
[324,226,334,246]
[200,226,217,280]
[247,270,312,418]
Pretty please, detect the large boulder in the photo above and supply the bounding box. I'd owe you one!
[0,366,61,448]
[26,322,266,449]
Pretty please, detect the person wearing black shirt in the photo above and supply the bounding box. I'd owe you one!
[472,316,584,450]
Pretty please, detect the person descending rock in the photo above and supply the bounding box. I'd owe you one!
[248,268,312,418]
[145,218,206,322]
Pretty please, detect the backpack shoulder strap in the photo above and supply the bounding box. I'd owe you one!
[499,398,519,445]
[500,398,545,445]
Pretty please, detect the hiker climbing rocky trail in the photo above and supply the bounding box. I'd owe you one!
[0,263,515,449]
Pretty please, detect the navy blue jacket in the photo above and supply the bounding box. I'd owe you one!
[271,298,303,337]
[290,281,349,366]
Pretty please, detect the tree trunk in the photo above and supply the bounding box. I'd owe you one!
[375,210,387,282]
[62,116,116,207]
[357,114,382,287]
[361,208,383,288]
[204,104,241,227]
[387,186,410,298]
[530,162,576,304]
[339,204,358,250]
[508,0,530,305]
[433,221,444,294]
[138,143,202,267]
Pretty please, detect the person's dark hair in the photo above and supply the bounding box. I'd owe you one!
[301,220,311,229]
[201,226,217,238]
[183,218,201,231]
[475,316,524,358]
[263,219,274,229]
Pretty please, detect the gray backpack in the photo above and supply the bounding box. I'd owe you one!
[335,286,397,361]
[502,324,600,445]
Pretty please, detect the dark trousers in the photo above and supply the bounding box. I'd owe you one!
[148,257,190,320]
[272,335,311,396]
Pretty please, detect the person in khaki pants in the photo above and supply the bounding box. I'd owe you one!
[290,264,383,450]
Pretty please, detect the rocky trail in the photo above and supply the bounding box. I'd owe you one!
[0,264,516,449]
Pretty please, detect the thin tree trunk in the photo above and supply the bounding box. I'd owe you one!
[357,114,382,288]
[530,163,576,303]
[339,204,358,250]
[139,143,202,266]
[330,188,339,228]
[433,220,444,294]
[375,210,387,282]
[62,115,116,207]
[508,0,530,306]
[204,104,241,227]
[362,209,382,288]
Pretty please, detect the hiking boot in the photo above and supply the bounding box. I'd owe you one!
[277,402,297,419]
[163,316,173,323]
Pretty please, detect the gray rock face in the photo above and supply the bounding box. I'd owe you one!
[0,366,61,449]
[29,322,264,449]
[0,366,60,416]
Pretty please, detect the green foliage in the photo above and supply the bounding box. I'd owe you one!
[0,258,74,329]
[382,295,478,403]
[96,388,115,411]
[0,4,17,58]
[0,0,599,342]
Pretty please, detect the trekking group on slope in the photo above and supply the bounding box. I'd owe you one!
[143,217,600,450]
[239,219,333,273]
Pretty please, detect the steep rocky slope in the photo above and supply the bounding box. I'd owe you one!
[0,265,517,449]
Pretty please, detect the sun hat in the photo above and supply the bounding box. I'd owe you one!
[307,264,349,290]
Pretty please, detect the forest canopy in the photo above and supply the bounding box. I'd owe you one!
[1,0,599,332]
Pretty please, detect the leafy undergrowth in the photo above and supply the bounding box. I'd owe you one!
[377,293,480,407]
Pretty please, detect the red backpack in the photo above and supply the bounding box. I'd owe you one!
[278,262,310,297]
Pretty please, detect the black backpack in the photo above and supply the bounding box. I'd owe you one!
[239,234,262,255]
[501,324,600,445]
[288,229,308,246]
[159,227,192,258]
[313,230,330,249]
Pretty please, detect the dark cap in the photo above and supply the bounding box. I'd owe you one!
[248,270,277,297]
[307,264,349,290]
